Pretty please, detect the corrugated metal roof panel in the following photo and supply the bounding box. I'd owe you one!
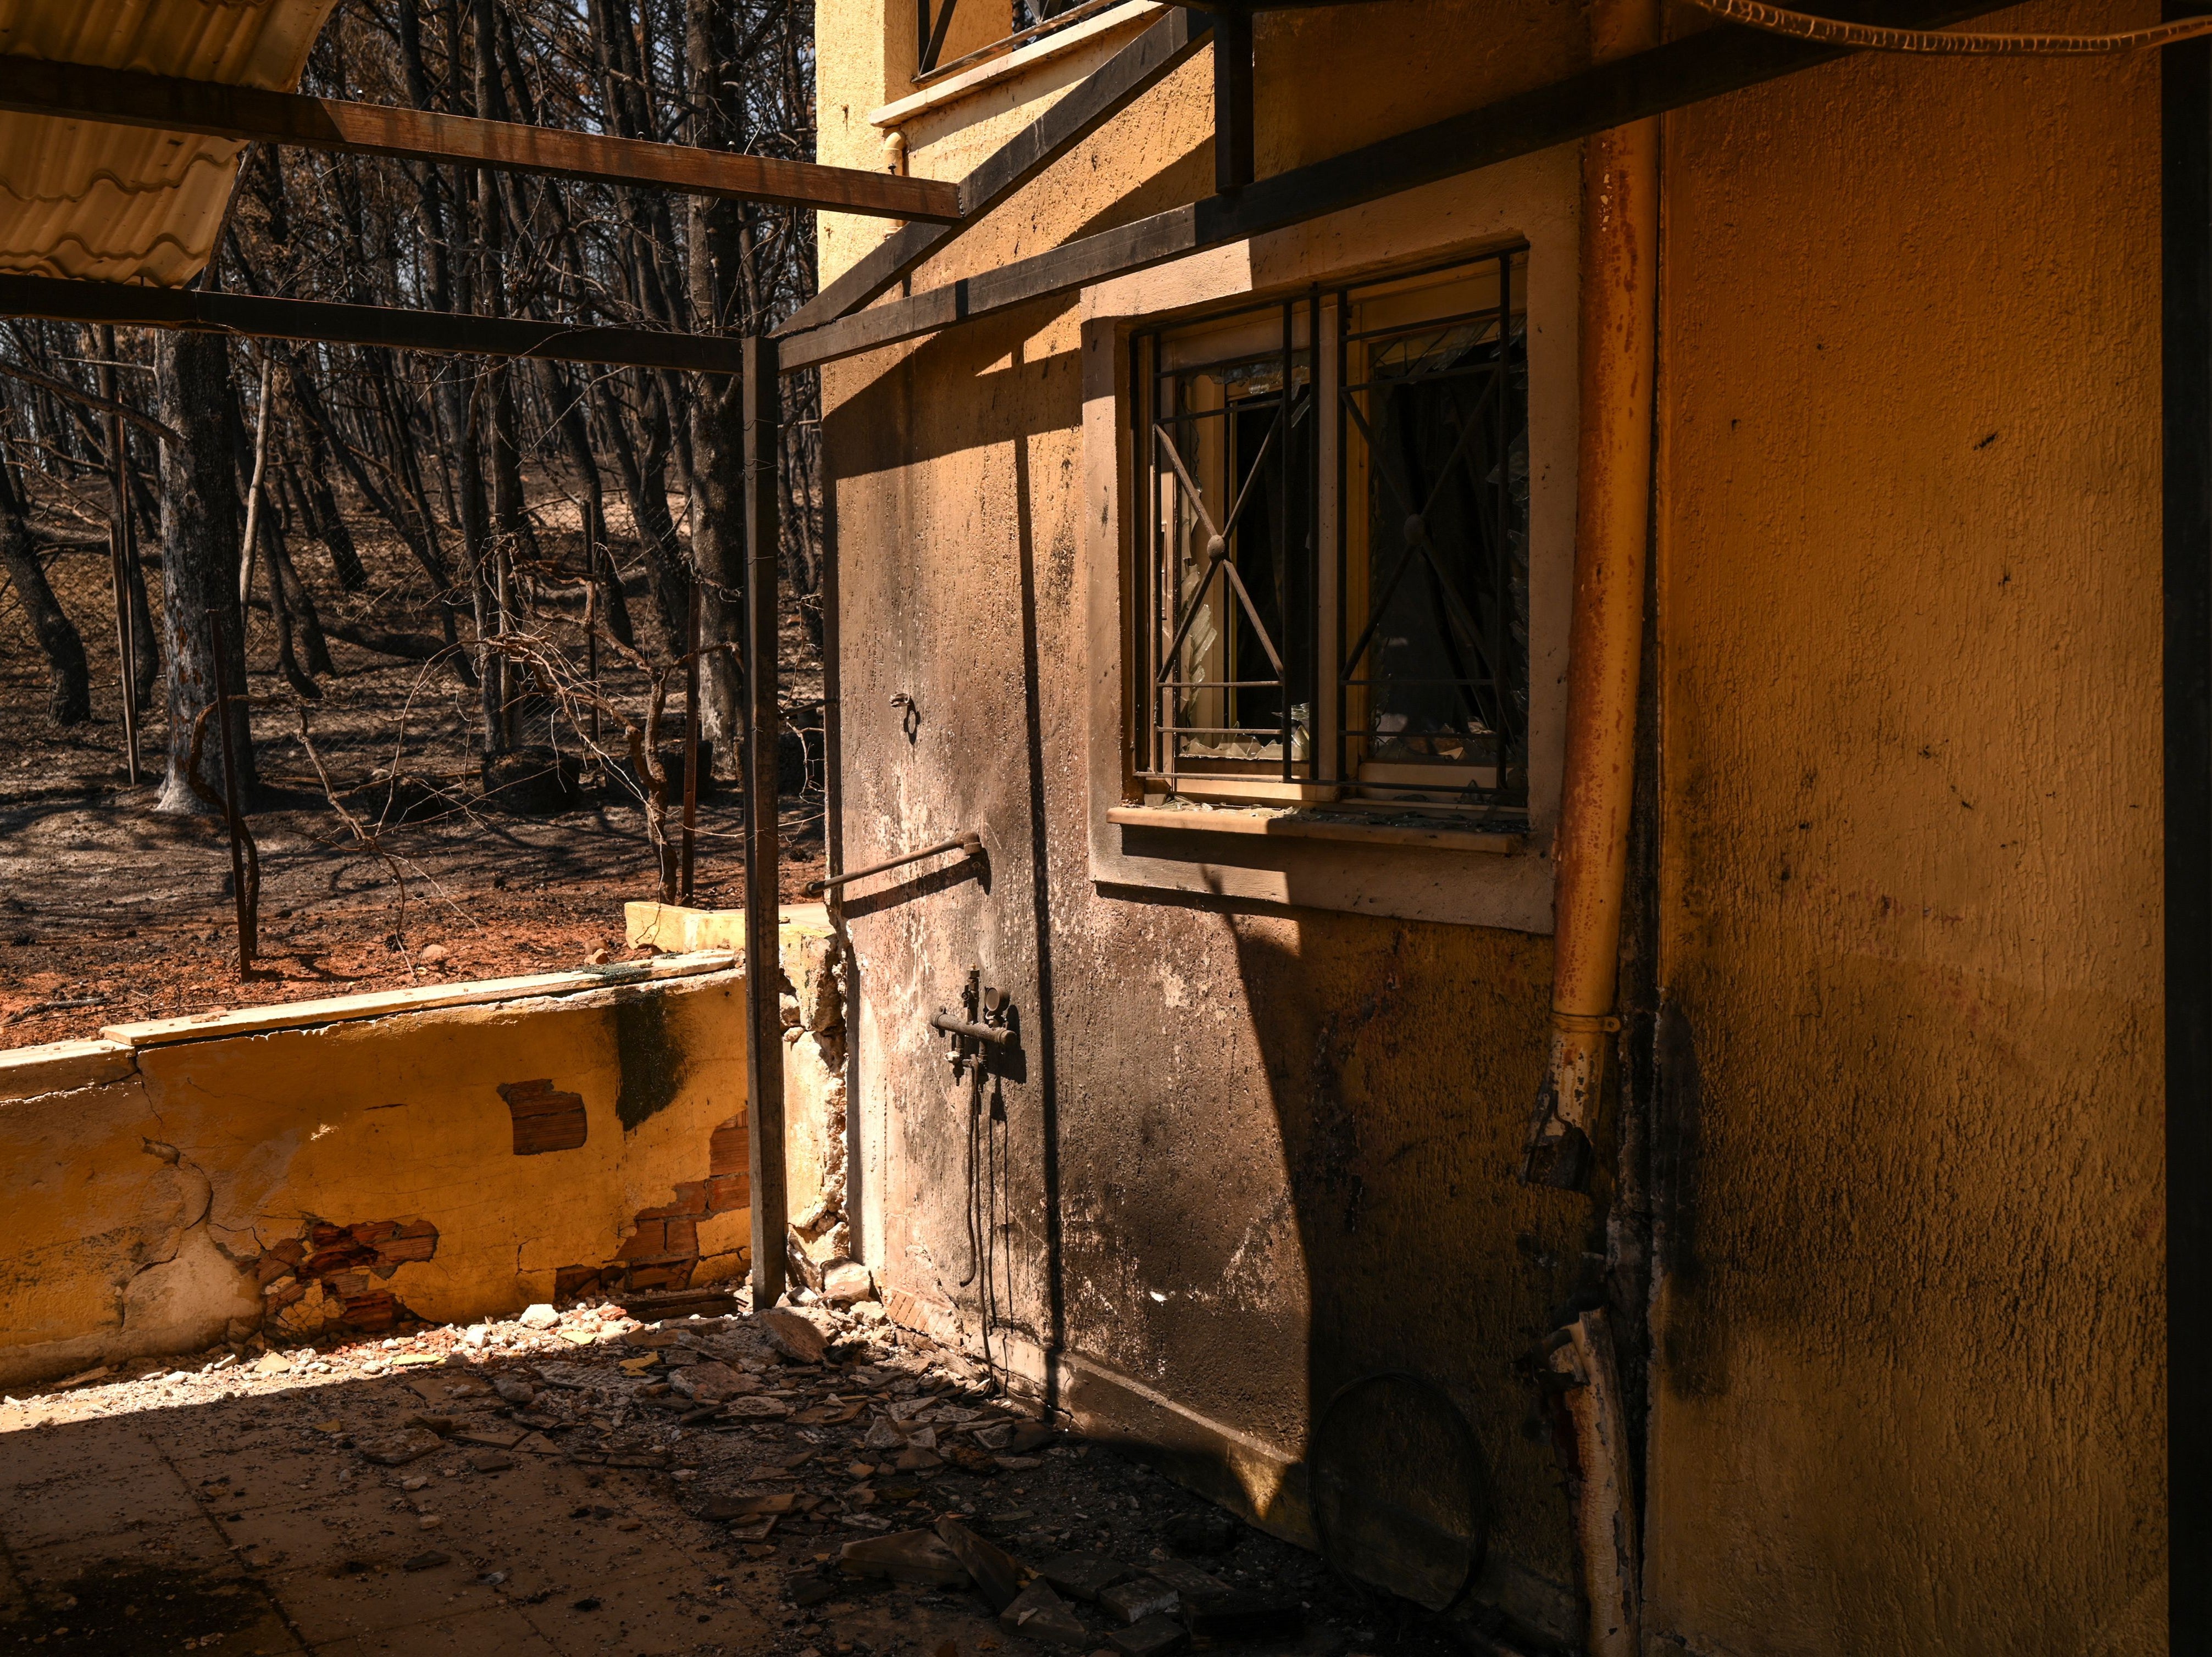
[0,0,339,286]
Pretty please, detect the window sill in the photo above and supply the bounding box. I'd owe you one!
[869,0,1163,130]
[1108,803,1526,855]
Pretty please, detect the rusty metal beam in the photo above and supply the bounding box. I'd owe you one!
[777,9,1211,337]
[741,333,789,1309]
[778,0,2000,371]
[0,274,745,375]
[0,54,958,224]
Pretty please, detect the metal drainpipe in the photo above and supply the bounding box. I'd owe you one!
[1520,0,1660,1197]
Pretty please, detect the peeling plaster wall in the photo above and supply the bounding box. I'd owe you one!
[1643,8,2166,1654]
[817,0,2165,1647]
[0,971,757,1388]
[817,0,1597,1631]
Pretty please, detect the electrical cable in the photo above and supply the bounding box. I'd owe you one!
[1681,0,2212,54]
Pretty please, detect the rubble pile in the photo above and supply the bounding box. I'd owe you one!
[0,1294,1472,1656]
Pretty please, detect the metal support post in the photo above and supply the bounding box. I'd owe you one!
[1212,2,1254,192]
[742,335,788,1309]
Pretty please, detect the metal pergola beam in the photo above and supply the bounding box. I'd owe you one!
[0,55,959,224]
[778,0,1997,372]
[0,274,744,375]
[778,8,1212,338]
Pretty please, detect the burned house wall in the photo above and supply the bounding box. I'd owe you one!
[0,936,847,1391]
[1642,14,2166,1656]
[814,0,2164,1650]
[817,0,1600,1634]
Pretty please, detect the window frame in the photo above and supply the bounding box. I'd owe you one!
[1125,247,1534,826]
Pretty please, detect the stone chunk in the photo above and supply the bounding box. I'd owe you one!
[1144,1559,1226,1599]
[1099,1578,1179,1625]
[491,1375,537,1404]
[1041,1553,1133,1603]
[863,1417,906,1451]
[757,1306,829,1364]
[936,1516,1029,1612]
[839,1529,972,1588]
[1110,1614,1191,1657]
[998,1580,1089,1647]
[518,1303,560,1328]
[452,1425,525,1449]
[701,1492,796,1520]
[357,1427,445,1466]
[821,1260,873,1304]
[669,1361,755,1403]
[896,1445,944,1471]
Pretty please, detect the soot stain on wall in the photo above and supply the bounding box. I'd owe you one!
[613,994,689,1131]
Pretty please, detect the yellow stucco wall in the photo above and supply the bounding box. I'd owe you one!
[814,0,2165,1649]
[1645,11,2165,1654]
[0,955,854,1390]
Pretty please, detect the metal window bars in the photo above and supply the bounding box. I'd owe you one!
[1132,296,1317,786]
[1334,249,1529,815]
[1127,249,1528,816]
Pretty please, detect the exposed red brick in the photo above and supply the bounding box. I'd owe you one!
[347,1220,399,1248]
[617,1220,670,1260]
[341,1291,397,1331]
[623,1261,693,1292]
[707,1116,749,1176]
[375,1222,439,1265]
[555,1265,602,1304]
[636,1182,708,1221]
[498,1078,589,1155]
[705,1174,751,1213]
[661,1217,698,1256]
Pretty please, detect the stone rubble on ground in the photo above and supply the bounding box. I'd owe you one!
[0,1287,1409,1656]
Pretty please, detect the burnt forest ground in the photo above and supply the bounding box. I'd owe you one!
[0,484,829,1050]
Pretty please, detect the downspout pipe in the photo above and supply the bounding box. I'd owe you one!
[1521,0,1661,1195]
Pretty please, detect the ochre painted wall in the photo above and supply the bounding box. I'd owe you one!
[814,0,2166,1649]
[1645,7,2165,1654]
[0,949,841,1392]
[818,2,1600,1633]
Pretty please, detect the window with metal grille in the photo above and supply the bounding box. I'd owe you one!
[1128,248,1530,820]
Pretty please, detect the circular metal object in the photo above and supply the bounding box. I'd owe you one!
[1307,1371,1490,1613]
[1206,532,1227,558]
[1402,513,1427,546]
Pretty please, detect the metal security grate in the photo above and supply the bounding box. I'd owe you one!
[1127,249,1528,818]
[1335,250,1530,814]
[1131,297,1318,786]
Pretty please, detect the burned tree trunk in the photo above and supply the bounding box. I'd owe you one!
[155,331,253,815]
[0,463,90,725]
[683,0,750,759]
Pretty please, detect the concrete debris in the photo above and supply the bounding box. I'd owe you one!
[821,1259,873,1304]
[756,1305,829,1364]
[357,1426,445,1465]
[998,1578,1089,1646]
[669,1361,755,1403]
[0,1285,1385,1656]
[936,1516,1029,1611]
[1099,1577,1180,1625]
[517,1303,561,1328]
[839,1528,972,1587]
[1042,1553,1133,1602]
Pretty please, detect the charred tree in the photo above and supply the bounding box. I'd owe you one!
[0,461,89,725]
[155,331,254,815]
